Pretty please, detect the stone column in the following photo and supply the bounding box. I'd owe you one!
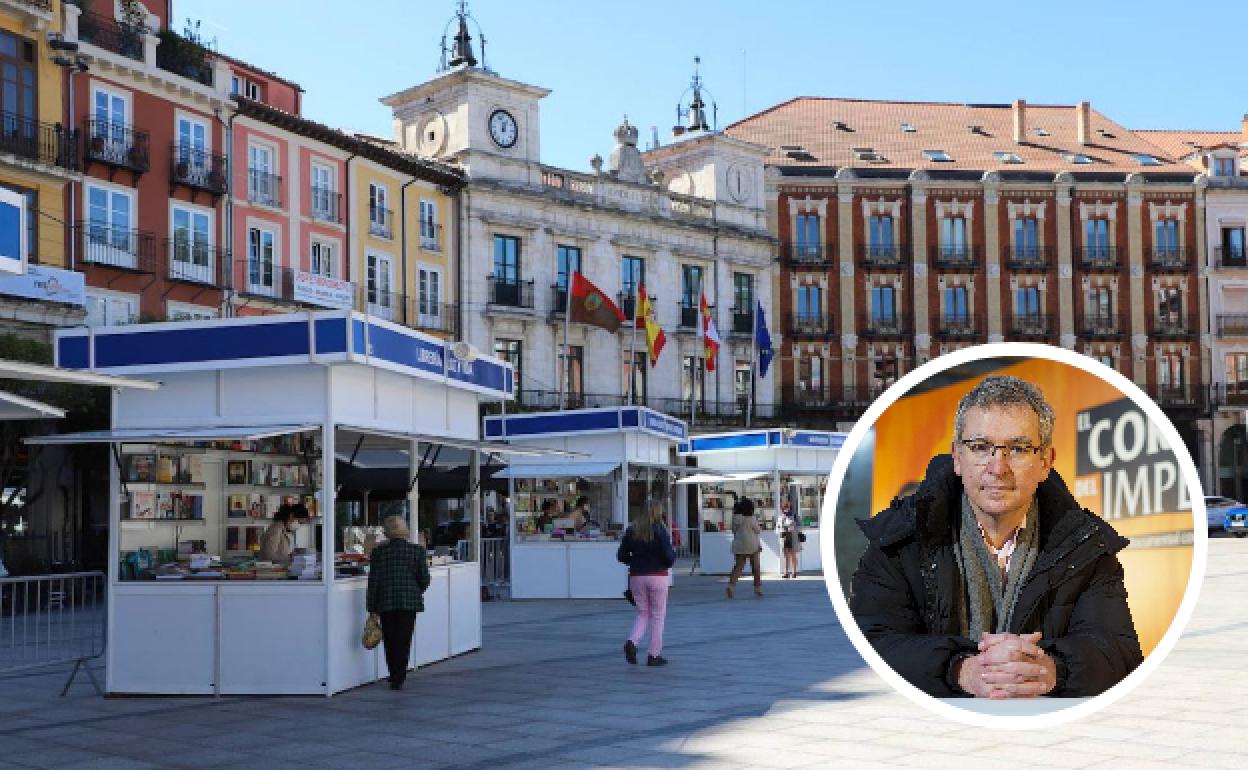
[1126,174,1148,383]
[837,171,856,386]
[982,172,1003,342]
[1055,174,1076,348]
[909,171,930,363]
[1194,175,1212,397]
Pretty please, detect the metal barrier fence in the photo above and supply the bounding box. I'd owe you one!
[672,527,701,560]
[480,538,509,599]
[0,571,106,695]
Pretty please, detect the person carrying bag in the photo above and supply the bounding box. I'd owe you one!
[726,497,763,598]
[617,500,677,667]
[366,516,431,690]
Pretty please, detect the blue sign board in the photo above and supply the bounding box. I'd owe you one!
[0,189,27,275]
[484,407,687,442]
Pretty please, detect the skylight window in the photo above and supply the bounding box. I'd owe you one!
[853,147,884,162]
[1033,127,1050,137]
[900,122,916,133]
[924,149,953,162]
[1133,154,1162,166]
[994,151,1024,164]
[1066,153,1093,165]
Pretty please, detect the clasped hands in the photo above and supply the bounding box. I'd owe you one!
[954,631,1057,699]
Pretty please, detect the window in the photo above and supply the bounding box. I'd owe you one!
[868,214,894,255]
[796,285,821,321]
[939,216,968,257]
[794,213,820,257]
[733,272,754,314]
[555,244,580,310]
[681,355,705,404]
[871,285,896,325]
[0,183,35,262]
[247,144,277,206]
[247,226,276,295]
[1221,227,1245,264]
[1087,286,1113,323]
[1013,217,1039,258]
[1095,353,1115,370]
[1016,286,1041,317]
[171,206,211,283]
[561,345,583,405]
[1226,353,1248,398]
[872,356,898,392]
[1155,219,1180,257]
[166,302,217,321]
[368,183,390,238]
[1085,218,1111,259]
[1133,154,1161,166]
[1213,156,1237,177]
[681,264,703,308]
[994,151,1023,164]
[798,356,823,393]
[622,350,647,404]
[944,285,968,321]
[1066,153,1093,165]
[418,265,442,328]
[85,291,138,327]
[1156,286,1182,325]
[493,235,520,283]
[230,75,240,96]
[85,184,134,266]
[620,255,645,319]
[923,149,953,162]
[419,200,438,248]
[234,75,261,101]
[366,253,394,320]
[899,123,915,133]
[0,30,36,123]
[91,86,129,160]
[310,240,335,278]
[311,163,335,221]
[1158,353,1185,390]
[175,115,208,169]
[493,339,523,395]
[1033,127,1050,137]
[734,362,751,404]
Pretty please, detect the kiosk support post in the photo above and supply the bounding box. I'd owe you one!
[408,439,421,541]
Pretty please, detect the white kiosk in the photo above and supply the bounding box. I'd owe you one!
[483,407,688,599]
[33,311,551,695]
[679,429,844,575]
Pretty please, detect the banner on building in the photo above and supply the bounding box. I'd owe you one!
[0,264,85,306]
[0,188,27,276]
[293,271,353,309]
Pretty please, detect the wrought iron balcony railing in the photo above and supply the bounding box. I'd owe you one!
[72,223,158,272]
[1215,247,1248,268]
[1148,248,1188,270]
[786,313,833,338]
[247,169,281,207]
[730,306,752,335]
[1218,314,1248,337]
[1080,313,1122,337]
[170,144,227,195]
[935,313,979,337]
[1009,313,1053,338]
[84,118,149,173]
[1079,247,1120,270]
[857,243,909,269]
[779,241,829,265]
[368,207,393,239]
[1005,246,1052,271]
[165,237,225,287]
[77,10,145,61]
[310,187,341,223]
[420,223,442,251]
[487,276,535,309]
[930,244,980,270]
[0,111,77,170]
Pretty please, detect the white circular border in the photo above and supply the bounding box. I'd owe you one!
[819,342,1208,730]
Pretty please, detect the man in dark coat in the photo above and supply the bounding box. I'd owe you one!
[850,375,1142,698]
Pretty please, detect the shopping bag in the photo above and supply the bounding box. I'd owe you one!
[362,613,383,649]
[798,532,807,543]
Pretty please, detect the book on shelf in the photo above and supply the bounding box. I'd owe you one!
[226,527,240,551]
[251,462,271,486]
[186,454,205,484]
[264,494,283,516]
[130,490,156,519]
[157,456,177,484]
[302,494,318,517]
[227,460,249,485]
[227,495,248,518]
[156,491,177,519]
[126,454,156,482]
[245,527,260,550]
[248,493,264,518]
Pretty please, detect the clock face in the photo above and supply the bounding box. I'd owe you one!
[726,165,751,203]
[488,109,518,149]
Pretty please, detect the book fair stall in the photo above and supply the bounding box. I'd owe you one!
[678,429,844,575]
[483,407,689,599]
[30,312,563,695]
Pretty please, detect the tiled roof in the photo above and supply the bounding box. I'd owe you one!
[724,97,1194,175]
[1131,130,1241,163]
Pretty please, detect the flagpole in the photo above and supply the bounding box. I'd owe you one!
[562,272,574,410]
[627,284,639,406]
[692,281,700,429]
[747,298,757,428]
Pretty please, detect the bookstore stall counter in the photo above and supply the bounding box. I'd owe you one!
[484,407,688,599]
[678,430,844,575]
[31,312,556,696]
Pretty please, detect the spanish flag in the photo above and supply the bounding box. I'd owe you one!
[636,283,666,366]
[700,293,720,372]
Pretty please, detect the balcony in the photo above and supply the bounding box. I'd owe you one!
[83,118,149,176]
[310,187,342,224]
[77,10,145,62]
[1078,247,1120,271]
[1080,313,1122,337]
[73,223,158,272]
[166,238,225,287]
[935,313,979,339]
[487,276,534,310]
[786,313,833,338]
[1214,247,1247,269]
[549,284,569,318]
[861,315,908,338]
[231,262,297,303]
[1009,313,1054,339]
[1148,248,1188,271]
[678,303,700,330]
[155,30,213,86]
[730,306,752,335]
[1218,314,1248,337]
[780,385,885,419]
[617,292,640,324]
[1005,246,1052,271]
[355,286,402,323]
[407,300,458,336]
[0,112,77,172]
[368,207,393,239]
[857,243,909,270]
[1151,317,1194,338]
[1149,384,1208,413]
[170,145,227,196]
[420,223,443,252]
[1218,387,1248,407]
[779,241,831,266]
[930,244,980,270]
[247,169,281,208]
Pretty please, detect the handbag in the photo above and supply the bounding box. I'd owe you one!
[623,587,636,606]
[362,613,383,650]
[798,532,807,543]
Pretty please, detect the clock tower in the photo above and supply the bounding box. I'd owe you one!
[381,3,549,184]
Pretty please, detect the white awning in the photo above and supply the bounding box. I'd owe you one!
[335,425,584,458]
[0,390,66,420]
[674,471,769,485]
[491,462,619,479]
[23,424,320,446]
[0,359,160,390]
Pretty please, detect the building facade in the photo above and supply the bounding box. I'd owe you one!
[727,98,1210,475]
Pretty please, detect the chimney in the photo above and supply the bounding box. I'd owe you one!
[1076,101,1091,146]
[1012,99,1026,144]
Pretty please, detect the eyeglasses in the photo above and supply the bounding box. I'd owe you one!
[958,439,1046,465]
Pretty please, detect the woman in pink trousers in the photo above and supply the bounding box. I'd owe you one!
[617,500,677,667]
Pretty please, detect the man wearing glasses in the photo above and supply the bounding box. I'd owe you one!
[849,375,1142,698]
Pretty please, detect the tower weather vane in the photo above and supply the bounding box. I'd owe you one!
[674,56,717,136]
[439,0,491,74]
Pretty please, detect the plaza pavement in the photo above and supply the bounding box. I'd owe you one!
[0,537,1245,769]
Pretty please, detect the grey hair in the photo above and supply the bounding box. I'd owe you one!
[954,375,1055,447]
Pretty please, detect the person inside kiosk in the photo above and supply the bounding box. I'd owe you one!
[259,503,310,564]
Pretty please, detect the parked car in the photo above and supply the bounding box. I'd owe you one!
[1205,496,1248,536]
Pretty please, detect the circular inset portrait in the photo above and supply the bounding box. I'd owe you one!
[822,343,1205,727]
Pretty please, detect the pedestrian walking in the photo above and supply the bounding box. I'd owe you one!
[776,497,802,578]
[726,497,763,598]
[617,499,677,667]
[366,515,431,690]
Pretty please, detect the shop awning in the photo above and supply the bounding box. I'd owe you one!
[23,424,321,446]
[491,462,619,479]
[674,471,769,485]
[0,390,66,420]
[0,359,160,390]
[335,425,584,458]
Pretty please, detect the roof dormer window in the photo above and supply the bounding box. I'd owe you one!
[1132,154,1161,166]
[924,149,953,162]
[1033,127,1050,137]
[854,147,884,162]
[1066,153,1093,165]
[994,151,1024,164]
[1212,155,1238,177]
[900,122,916,133]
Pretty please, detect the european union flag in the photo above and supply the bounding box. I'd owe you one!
[755,301,773,378]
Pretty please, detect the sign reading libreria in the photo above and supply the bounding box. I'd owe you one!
[0,188,27,276]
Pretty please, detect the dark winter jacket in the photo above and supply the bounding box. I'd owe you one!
[617,524,677,575]
[849,454,1143,698]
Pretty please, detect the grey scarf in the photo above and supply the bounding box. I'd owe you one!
[954,494,1039,643]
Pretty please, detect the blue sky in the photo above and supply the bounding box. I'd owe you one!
[177,0,1244,171]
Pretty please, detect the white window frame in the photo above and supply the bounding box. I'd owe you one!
[86,288,139,327]
[83,180,136,268]
[369,183,391,238]
[89,82,132,162]
[419,199,439,250]
[166,300,218,321]
[247,140,279,207]
[366,252,395,320]
[246,223,279,296]
[169,201,214,284]
[310,161,336,221]
[310,238,337,279]
[417,263,443,329]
